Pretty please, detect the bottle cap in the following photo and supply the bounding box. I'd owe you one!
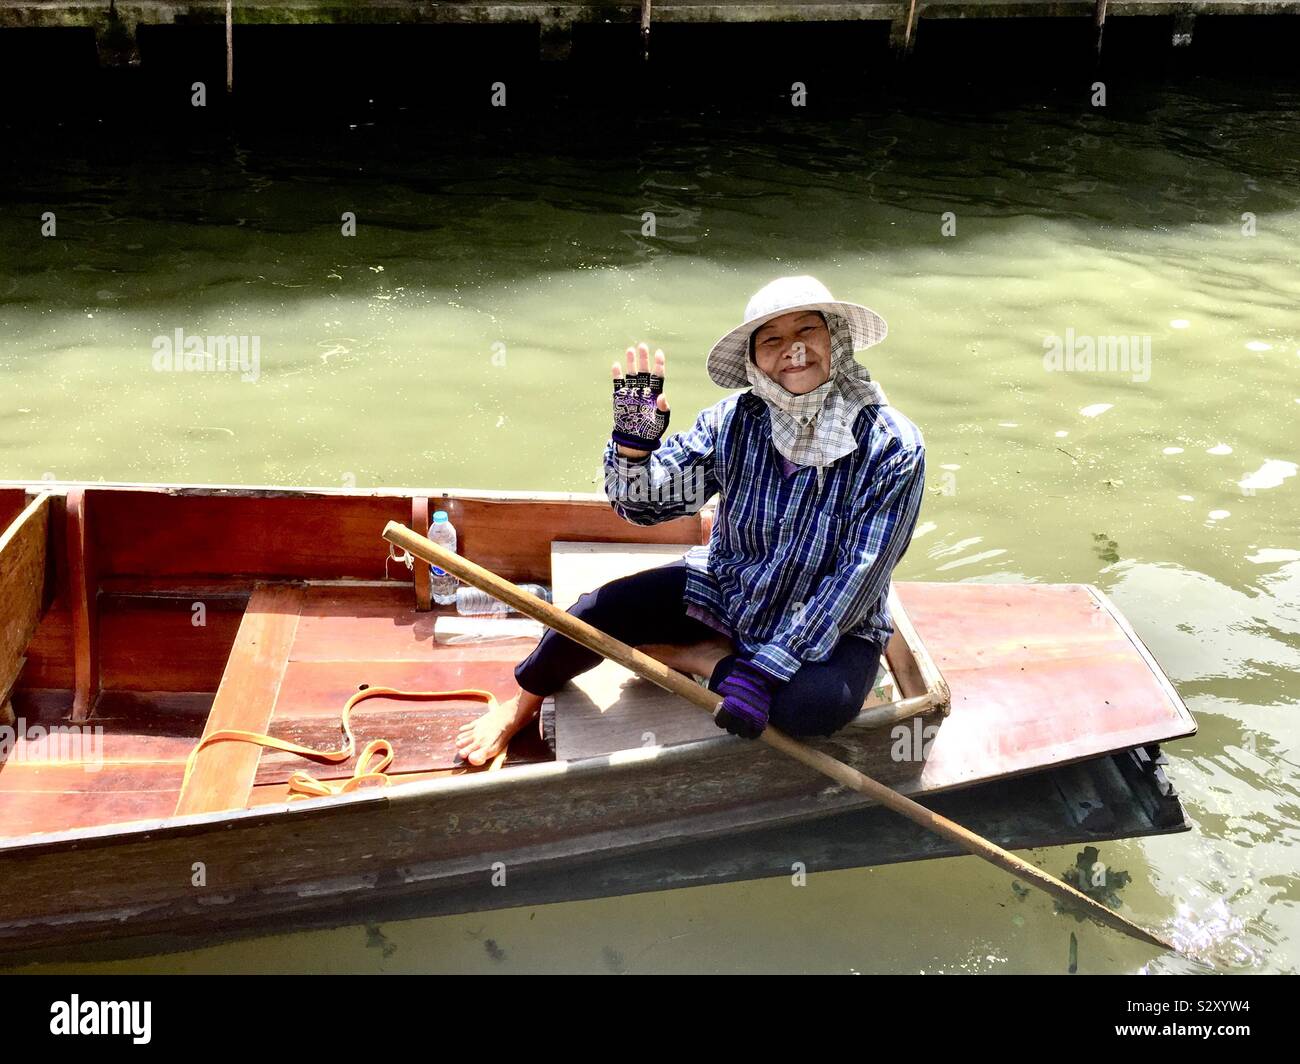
[432,511,449,523]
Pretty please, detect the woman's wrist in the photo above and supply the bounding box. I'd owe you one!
[614,442,652,460]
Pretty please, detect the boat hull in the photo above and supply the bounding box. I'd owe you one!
[0,744,1187,965]
[0,480,1196,961]
[0,716,937,957]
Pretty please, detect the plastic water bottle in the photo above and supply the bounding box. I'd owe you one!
[427,510,459,605]
[456,584,552,616]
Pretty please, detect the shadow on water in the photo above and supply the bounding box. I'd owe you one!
[1,18,1299,324]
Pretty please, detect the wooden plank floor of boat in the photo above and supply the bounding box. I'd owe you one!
[0,584,553,835]
[247,584,552,805]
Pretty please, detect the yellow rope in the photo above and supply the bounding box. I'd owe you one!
[179,686,504,802]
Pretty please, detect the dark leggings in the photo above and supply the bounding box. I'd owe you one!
[514,560,882,738]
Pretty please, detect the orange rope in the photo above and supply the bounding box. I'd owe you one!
[179,686,504,801]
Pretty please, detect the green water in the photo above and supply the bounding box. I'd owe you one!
[2,76,1298,973]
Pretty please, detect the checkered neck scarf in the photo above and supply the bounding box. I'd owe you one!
[743,312,888,476]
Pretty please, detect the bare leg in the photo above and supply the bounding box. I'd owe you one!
[455,688,544,767]
[457,636,735,767]
[636,635,735,681]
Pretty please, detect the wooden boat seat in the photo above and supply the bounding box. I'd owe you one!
[175,582,553,816]
[174,585,303,815]
[548,542,918,760]
[547,543,1195,796]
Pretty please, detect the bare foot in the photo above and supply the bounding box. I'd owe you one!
[455,690,542,767]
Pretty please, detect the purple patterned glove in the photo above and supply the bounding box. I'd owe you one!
[612,370,670,452]
[714,659,780,739]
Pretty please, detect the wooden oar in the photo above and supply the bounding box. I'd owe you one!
[382,521,1177,952]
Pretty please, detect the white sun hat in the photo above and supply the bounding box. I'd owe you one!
[705,275,888,388]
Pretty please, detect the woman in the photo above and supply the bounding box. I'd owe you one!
[456,275,926,764]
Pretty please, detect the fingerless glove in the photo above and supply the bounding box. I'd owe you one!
[714,658,780,740]
[612,371,670,452]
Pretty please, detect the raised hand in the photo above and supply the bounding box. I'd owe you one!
[610,342,671,457]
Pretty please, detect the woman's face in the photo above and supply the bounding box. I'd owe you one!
[751,311,832,394]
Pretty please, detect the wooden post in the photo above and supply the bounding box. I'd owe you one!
[641,0,653,61]
[890,1,921,60]
[226,0,234,93]
[95,0,140,68]
[539,14,574,61]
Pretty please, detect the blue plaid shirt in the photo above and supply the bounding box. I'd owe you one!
[603,390,926,683]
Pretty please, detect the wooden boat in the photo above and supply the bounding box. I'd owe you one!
[0,481,1195,962]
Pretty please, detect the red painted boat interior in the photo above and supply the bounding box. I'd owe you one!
[0,485,1193,840]
[1,485,702,837]
[896,582,1194,792]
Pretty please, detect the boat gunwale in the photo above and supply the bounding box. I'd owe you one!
[0,728,817,858]
[0,672,1196,862]
[0,479,619,505]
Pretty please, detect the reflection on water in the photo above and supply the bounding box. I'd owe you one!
[1162,892,1266,971]
[1,72,1297,974]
